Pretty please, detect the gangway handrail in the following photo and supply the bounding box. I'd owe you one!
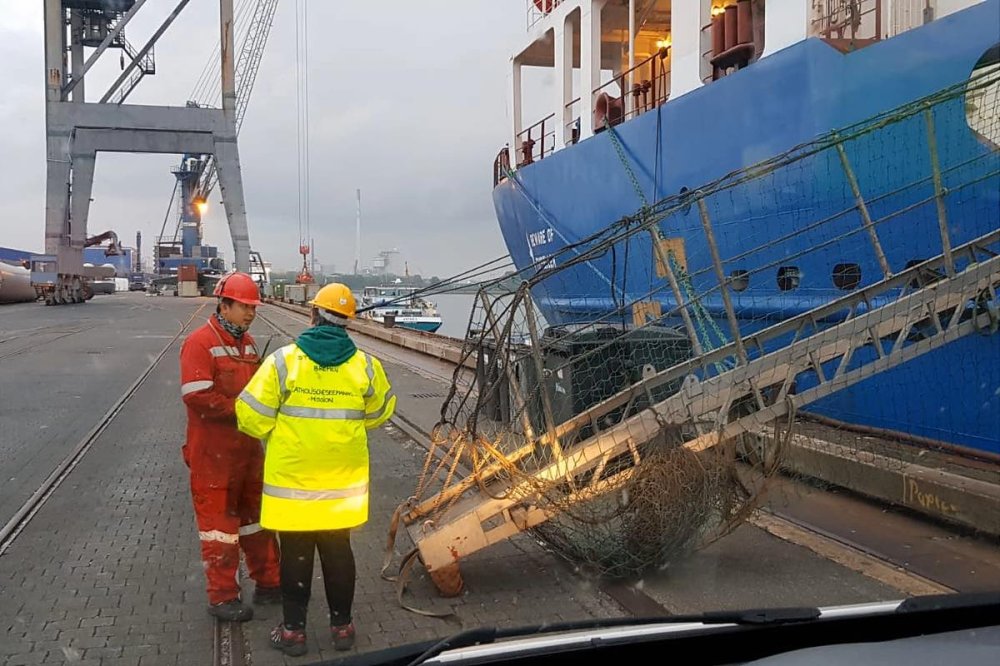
[530,228,1000,449]
[404,232,999,585]
[404,228,1000,523]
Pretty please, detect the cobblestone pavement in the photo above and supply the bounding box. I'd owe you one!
[0,303,213,666]
[1,302,928,665]
[243,420,624,664]
[0,305,624,666]
[0,295,209,527]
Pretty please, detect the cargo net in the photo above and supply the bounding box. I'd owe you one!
[406,65,1000,580]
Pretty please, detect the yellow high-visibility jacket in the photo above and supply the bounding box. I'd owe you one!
[235,343,395,531]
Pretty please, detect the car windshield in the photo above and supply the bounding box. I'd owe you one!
[1,1,998,665]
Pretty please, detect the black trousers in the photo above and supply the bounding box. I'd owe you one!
[278,529,355,630]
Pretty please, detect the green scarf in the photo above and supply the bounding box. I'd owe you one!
[296,324,357,367]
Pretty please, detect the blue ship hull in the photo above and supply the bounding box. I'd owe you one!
[402,321,443,333]
[369,316,442,333]
[492,2,1000,455]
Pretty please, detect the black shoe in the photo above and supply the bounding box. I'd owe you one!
[253,585,282,605]
[208,599,254,622]
[270,624,308,657]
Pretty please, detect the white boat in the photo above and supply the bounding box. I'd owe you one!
[359,285,442,333]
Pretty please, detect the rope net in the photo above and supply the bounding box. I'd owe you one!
[405,65,1000,580]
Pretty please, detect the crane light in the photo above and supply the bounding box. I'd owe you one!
[195,199,209,216]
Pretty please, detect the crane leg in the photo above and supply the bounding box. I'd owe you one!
[214,137,251,273]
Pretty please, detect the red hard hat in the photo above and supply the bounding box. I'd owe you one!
[213,272,262,305]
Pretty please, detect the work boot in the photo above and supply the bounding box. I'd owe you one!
[253,585,282,605]
[270,624,308,657]
[207,599,254,622]
[331,622,356,651]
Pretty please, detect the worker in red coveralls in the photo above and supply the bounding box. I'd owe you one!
[179,271,281,621]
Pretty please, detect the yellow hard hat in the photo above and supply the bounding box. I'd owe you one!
[309,283,356,318]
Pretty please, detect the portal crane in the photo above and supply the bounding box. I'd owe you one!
[35,0,258,305]
[159,0,281,284]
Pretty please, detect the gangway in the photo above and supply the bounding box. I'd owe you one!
[392,73,1000,595]
[402,232,998,594]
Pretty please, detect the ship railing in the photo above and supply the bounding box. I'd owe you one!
[887,0,936,37]
[515,113,557,168]
[592,47,671,130]
[493,147,512,187]
[564,96,583,147]
[526,0,565,30]
[501,49,671,181]
[811,0,883,43]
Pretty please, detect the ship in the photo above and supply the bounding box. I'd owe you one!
[490,0,1000,455]
[359,285,443,333]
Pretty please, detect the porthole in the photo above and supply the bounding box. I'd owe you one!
[832,263,861,290]
[777,266,800,291]
[729,269,750,292]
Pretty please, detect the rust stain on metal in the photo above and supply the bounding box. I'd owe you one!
[429,563,465,598]
[221,21,231,64]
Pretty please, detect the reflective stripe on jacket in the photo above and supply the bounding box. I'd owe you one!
[179,317,261,465]
[235,343,395,531]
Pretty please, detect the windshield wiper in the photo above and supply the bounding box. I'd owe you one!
[403,607,823,666]
[700,606,822,625]
[895,591,1000,613]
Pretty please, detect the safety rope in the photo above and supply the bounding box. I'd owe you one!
[501,163,632,299]
[602,120,731,360]
[380,502,459,621]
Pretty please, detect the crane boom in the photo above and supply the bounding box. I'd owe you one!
[84,230,124,256]
[194,0,280,203]
[153,0,279,282]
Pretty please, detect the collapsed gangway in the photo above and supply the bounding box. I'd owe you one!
[387,70,1000,596]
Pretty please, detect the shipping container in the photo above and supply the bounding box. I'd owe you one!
[284,284,306,304]
[177,265,198,282]
[178,281,200,298]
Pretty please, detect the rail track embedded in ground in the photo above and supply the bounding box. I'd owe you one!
[0,301,248,664]
[0,303,208,556]
[0,327,90,362]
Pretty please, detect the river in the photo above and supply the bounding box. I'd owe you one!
[357,290,540,340]
[427,292,477,338]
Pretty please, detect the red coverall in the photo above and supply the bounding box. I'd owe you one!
[180,315,280,605]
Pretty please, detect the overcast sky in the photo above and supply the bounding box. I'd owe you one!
[0,1,538,276]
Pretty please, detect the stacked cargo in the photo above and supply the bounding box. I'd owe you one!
[177,265,199,297]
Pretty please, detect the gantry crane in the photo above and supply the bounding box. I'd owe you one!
[34,0,268,305]
[154,0,281,293]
